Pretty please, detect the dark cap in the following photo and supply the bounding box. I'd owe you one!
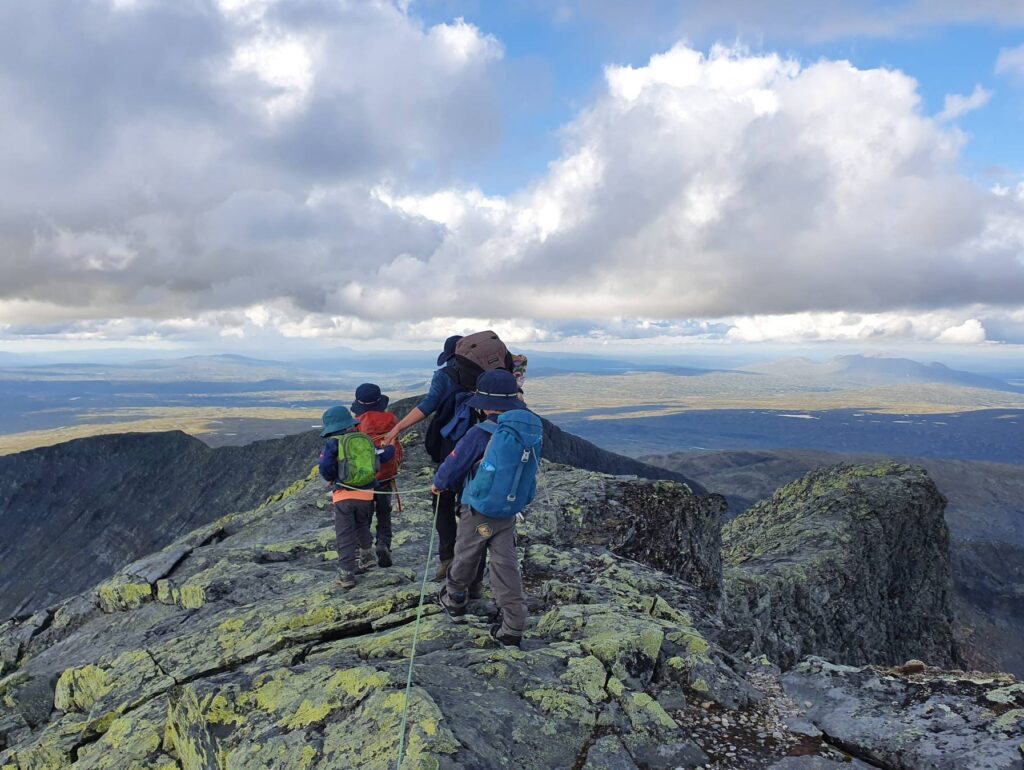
[436,334,464,367]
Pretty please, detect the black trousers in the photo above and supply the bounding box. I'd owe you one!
[436,489,458,561]
[374,492,392,550]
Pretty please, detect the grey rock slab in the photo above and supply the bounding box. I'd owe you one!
[583,735,641,770]
[768,758,876,769]
[784,658,1024,770]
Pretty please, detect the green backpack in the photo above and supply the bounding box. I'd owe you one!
[336,432,379,488]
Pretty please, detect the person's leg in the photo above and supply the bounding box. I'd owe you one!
[374,492,393,550]
[435,489,458,561]
[334,501,358,577]
[487,519,527,638]
[446,509,490,598]
[374,492,393,567]
[469,551,487,598]
[354,500,376,572]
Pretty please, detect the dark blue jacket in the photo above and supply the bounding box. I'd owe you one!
[433,415,497,492]
[417,366,460,417]
[319,433,396,488]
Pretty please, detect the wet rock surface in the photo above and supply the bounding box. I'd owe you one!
[722,463,959,670]
[1,448,1018,769]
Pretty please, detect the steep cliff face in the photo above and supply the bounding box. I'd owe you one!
[644,448,1024,678]
[722,463,959,670]
[2,447,1018,770]
[1,397,691,622]
[0,430,321,620]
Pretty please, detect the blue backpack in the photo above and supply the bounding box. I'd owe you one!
[462,410,543,518]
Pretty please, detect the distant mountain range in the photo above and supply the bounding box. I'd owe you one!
[742,354,1022,393]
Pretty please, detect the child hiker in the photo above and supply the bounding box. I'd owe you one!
[433,369,543,648]
[318,405,396,589]
[351,383,403,568]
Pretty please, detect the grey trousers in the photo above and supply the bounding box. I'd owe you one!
[334,499,373,573]
[446,508,527,636]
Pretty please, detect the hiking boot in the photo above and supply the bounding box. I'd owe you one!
[336,570,356,590]
[438,586,467,622]
[376,544,392,568]
[356,548,377,573]
[468,583,485,600]
[489,623,522,649]
[434,559,452,580]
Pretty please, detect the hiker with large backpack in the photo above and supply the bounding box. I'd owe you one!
[318,405,396,589]
[351,383,403,568]
[433,369,543,649]
[383,331,517,579]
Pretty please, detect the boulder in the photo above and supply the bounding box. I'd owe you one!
[722,463,960,669]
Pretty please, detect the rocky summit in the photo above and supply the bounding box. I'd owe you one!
[722,463,959,670]
[1,443,1021,769]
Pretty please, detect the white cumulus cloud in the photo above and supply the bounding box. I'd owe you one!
[936,84,992,121]
[1,9,1023,348]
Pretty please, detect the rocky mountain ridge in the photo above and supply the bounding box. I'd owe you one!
[643,448,1024,678]
[1,441,1020,769]
[1,397,694,621]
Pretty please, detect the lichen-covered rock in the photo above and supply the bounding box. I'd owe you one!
[0,444,1010,769]
[521,464,725,597]
[783,657,1024,770]
[0,443,736,770]
[723,463,959,669]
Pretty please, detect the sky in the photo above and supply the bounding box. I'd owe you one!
[1,0,1023,358]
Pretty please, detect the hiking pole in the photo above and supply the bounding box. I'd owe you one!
[395,491,440,770]
[393,478,404,513]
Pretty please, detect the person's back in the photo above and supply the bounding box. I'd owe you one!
[433,370,542,648]
[351,383,400,568]
[318,405,389,588]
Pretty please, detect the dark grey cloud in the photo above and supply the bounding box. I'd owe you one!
[0,0,500,324]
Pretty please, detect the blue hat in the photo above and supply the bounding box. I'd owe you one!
[436,334,464,367]
[351,383,390,415]
[467,369,525,412]
[320,405,357,437]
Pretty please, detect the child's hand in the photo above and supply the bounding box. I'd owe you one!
[431,485,444,495]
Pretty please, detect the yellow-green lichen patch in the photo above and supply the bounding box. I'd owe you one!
[536,604,666,681]
[54,664,110,712]
[991,709,1024,733]
[620,691,679,732]
[327,666,390,700]
[985,683,1024,705]
[320,688,459,770]
[52,648,175,742]
[70,698,172,770]
[260,469,318,508]
[96,576,153,613]
[1,713,93,770]
[524,687,597,726]
[155,580,206,610]
[665,628,711,658]
[560,656,608,704]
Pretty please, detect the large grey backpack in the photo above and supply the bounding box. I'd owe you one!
[452,331,513,390]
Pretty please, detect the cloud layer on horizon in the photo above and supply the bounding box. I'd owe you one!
[1,0,1023,348]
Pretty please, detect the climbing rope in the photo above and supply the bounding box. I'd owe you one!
[332,482,434,496]
[395,491,441,769]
